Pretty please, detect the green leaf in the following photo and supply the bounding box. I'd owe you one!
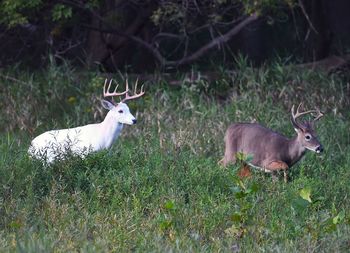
[9,221,22,229]
[324,222,337,233]
[231,212,243,223]
[299,187,312,203]
[235,152,246,161]
[164,200,175,210]
[233,177,246,191]
[159,220,172,230]
[246,182,260,194]
[52,4,72,21]
[245,154,254,163]
[292,198,309,212]
[234,191,247,199]
[333,210,345,225]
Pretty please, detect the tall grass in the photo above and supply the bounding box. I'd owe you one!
[0,60,349,252]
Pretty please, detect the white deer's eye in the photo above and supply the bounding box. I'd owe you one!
[305,134,311,141]
[118,110,123,113]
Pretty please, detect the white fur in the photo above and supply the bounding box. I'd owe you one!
[28,101,136,163]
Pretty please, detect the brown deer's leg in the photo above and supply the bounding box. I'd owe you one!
[283,169,289,183]
[217,158,224,166]
[219,155,237,167]
[266,161,289,171]
[238,163,252,178]
[271,172,278,181]
[266,161,289,183]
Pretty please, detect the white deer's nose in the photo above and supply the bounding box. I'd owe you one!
[132,119,137,124]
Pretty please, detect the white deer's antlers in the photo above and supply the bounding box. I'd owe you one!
[103,78,145,102]
[103,79,128,97]
[121,79,145,103]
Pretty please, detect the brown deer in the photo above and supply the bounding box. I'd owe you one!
[221,104,324,182]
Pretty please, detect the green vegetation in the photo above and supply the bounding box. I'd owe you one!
[1,61,350,252]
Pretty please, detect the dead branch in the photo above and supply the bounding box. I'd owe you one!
[82,13,258,67]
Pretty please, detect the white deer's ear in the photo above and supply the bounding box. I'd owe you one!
[101,99,115,110]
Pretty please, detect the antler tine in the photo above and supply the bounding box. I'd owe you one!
[312,109,324,122]
[291,103,324,130]
[136,78,145,93]
[112,81,119,94]
[103,79,111,97]
[136,78,146,94]
[103,78,128,97]
[108,79,113,94]
[103,78,108,95]
[121,78,145,103]
[292,103,318,120]
[123,79,130,100]
[134,78,139,93]
[132,78,145,94]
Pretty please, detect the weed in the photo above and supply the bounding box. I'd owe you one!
[0,60,349,252]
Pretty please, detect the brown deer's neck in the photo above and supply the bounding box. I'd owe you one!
[287,136,307,167]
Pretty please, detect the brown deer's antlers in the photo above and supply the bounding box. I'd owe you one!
[312,109,324,122]
[103,79,145,103]
[291,103,324,129]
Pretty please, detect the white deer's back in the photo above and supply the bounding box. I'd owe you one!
[28,123,101,163]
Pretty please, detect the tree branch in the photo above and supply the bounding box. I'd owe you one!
[298,0,318,34]
[175,13,258,66]
[82,13,258,67]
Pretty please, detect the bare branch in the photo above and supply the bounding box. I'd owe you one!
[152,33,185,44]
[82,13,258,67]
[174,13,259,66]
[298,0,318,34]
[81,23,168,65]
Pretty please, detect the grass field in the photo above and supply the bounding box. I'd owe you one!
[1,61,350,252]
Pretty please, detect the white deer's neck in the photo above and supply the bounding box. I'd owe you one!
[99,111,124,149]
[288,136,306,166]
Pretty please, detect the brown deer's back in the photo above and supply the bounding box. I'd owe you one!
[224,123,290,167]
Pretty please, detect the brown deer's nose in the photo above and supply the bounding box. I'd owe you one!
[315,145,323,153]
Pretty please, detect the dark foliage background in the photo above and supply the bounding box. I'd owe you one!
[0,0,349,72]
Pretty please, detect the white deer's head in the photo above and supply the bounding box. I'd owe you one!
[101,79,145,125]
[101,100,137,125]
[102,78,145,125]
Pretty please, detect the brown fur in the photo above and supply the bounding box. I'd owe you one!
[221,121,322,181]
[238,164,252,178]
[266,161,289,171]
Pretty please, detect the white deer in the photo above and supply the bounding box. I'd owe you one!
[28,79,145,163]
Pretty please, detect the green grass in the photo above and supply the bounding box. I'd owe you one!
[1,61,350,252]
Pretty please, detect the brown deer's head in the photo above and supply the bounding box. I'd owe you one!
[291,104,324,153]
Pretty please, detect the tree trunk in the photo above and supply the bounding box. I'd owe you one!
[303,0,332,61]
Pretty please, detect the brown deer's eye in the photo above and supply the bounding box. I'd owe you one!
[305,134,311,141]
[118,110,123,113]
